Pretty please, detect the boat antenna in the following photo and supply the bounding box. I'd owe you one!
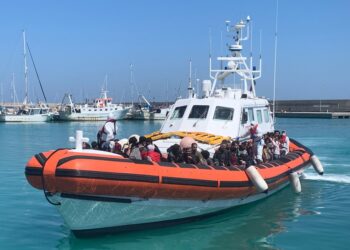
[208,28,212,77]
[26,41,48,104]
[272,0,279,123]
[188,58,194,98]
[23,30,29,105]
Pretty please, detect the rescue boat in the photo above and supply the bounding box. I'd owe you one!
[24,17,324,236]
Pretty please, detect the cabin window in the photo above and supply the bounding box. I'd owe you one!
[213,106,234,120]
[105,109,108,111]
[257,110,263,123]
[170,106,187,119]
[248,108,255,122]
[188,105,209,119]
[263,109,270,123]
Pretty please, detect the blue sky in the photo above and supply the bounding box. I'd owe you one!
[0,0,349,103]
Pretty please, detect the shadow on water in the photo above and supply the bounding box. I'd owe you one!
[55,186,314,250]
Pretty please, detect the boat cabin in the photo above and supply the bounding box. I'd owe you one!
[161,88,273,139]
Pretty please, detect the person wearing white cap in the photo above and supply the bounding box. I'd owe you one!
[249,121,264,163]
[98,113,118,150]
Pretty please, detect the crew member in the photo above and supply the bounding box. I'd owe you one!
[98,113,118,151]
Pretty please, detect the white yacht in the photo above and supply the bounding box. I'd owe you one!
[58,90,130,121]
[0,104,52,122]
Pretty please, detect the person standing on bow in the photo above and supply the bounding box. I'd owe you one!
[98,113,118,151]
[249,122,264,164]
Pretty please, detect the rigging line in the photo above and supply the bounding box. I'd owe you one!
[26,42,48,103]
[272,0,279,123]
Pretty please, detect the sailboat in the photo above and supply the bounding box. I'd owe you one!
[126,94,170,120]
[0,31,53,122]
[126,65,170,120]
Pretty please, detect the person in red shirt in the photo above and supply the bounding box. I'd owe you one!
[146,145,161,162]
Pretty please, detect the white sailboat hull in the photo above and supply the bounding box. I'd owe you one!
[0,114,52,122]
[58,108,129,121]
[53,182,288,236]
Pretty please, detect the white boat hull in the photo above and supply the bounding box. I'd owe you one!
[52,182,288,236]
[0,114,52,122]
[58,108,129,121]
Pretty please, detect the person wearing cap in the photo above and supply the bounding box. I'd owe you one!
[280,131,290,156]
[98,113,118,151]
[249,122,264,163]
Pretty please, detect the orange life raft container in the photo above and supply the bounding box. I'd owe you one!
[25,138,314,200]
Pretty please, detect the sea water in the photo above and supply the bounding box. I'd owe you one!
[0,118,349,249]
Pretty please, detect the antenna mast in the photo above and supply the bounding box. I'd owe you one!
[188,59,194,98]
[272,0,279,123]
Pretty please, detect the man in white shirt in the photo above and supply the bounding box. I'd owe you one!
[99,113,118,151]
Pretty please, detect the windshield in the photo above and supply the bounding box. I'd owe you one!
[188,105,209,119]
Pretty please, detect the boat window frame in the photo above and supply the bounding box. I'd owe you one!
[256,109,263,124]
[188,105,210,119]
[248,108,255,122]
[213,106,234,120]
[263,109,270,123]
[170,105,187,119]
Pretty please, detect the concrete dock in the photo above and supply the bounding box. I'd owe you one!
[273,99,350,119]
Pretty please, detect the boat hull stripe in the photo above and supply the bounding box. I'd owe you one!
[162,177,218,187]
[55,169,159,183]
[25,166,43,176]
[60,193,133,203]
[57,155,153,167]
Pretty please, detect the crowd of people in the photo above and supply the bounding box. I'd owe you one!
[85,114,290,168]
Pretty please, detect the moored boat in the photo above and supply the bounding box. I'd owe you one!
[57,90,129,121]
[126,95,170,120]
[24,17,324,236]
[0,31,54,122]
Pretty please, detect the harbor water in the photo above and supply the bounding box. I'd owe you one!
[0,118,349,249]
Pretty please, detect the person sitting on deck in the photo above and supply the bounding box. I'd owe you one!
[146,137,162,155]
[183,143,205,164]
[91,141,99,150]
[128,136,142,160]
[167,144,184,163]
[201,150,214,166]
[146,144,161,162]
[138,136,148,160]
[230,142,239,166]
[213,140,231,166]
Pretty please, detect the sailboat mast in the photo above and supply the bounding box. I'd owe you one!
[272,0,279,123]
[23,30,29,105]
